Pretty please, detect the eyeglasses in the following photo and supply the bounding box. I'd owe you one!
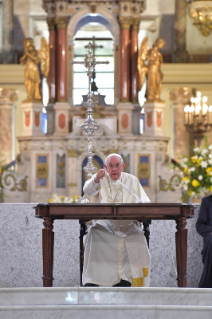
[107,163,123,169]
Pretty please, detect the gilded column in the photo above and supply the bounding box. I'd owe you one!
[55,17,68,102]
[2,0,14,63]
[0,89,17,163]
[170,88,193,159]
[173,0,188,63]
[119,17,131,102]
[131,18,140,103]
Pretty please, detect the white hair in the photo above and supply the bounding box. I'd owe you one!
[105,153,123,165]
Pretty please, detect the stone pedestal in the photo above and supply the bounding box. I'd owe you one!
[116,102,133,134]
[143,101,166,137]
[54,102,70,135]
[46,103,55,135]
[21,102,44,137]
[132,103,142,135]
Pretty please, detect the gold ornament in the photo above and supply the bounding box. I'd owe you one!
[138,37,166,102]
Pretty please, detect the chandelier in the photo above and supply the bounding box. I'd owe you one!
[184,91,212,146]
[188,1,212,36]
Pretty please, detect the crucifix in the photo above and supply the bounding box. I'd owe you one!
[71,42,109,177]
[85,37,103,93]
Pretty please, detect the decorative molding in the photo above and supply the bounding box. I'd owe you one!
[36,163,49,179]
[55,16,68,29]
[47,17,56,30]
[68,149,77,157]
[2,175,28,192]
[119,16,132,29]
[0,88,18,104]
[169,87,194,106]
[188,1,212,36]
[158,175,182,192]
[131,18,140,31]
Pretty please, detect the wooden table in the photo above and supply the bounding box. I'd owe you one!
[34,202,195,287]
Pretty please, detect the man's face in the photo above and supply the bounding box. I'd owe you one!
[104,156,125,181]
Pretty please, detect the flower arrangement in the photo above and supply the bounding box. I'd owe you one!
[48,194,79,203]
[179,145,212,200]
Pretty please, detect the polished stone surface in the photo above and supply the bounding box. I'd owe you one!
[0,203,202,288]
[1,287,212,319]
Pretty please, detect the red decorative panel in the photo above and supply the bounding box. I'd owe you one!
[25,111,30,127]
[34,111,40,127]
[58,113,66,129]
[121,113,129,129]
[156,111,162,127]
[147,111,152,127]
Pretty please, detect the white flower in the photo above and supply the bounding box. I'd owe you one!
[201,148,208,155]
[209,154,212,158]
[183,185,188,191]
[208,145,212,150]
[200,161,208,168]
[210,177,212,183]
[198,175,203,180]
[209,159,212,165]
[191,192,195,196]
[193,147,200,152]
[198,156,203,160]
[190,167,195,172]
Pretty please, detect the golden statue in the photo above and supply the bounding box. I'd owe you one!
[138,37,166,102]
[38,37,50,79]
[20,37,49,102]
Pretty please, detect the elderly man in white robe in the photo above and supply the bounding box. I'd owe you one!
[82,153,151,287]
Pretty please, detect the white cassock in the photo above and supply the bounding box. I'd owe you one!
[82,172,151,287]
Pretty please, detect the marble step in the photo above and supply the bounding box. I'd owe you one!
[1,305,212,319]
[0,287,212,307]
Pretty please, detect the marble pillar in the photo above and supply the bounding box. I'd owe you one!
[0,89,17,163]
[169,88,194,160]
[2,0,14,63]
[47,18,56,104]
[55,17,68,102]
[131,18,141,135]
[54,16,70,135]
[173,0,188,63]
[119,17,131,102]
[46,18,56,135]
[131,18,140,104]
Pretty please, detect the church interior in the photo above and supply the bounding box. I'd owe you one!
[0,0,211,203]
[0,1,212,318]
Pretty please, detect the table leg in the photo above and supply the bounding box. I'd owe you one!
[42,217,54,287]
[175,216,188,287]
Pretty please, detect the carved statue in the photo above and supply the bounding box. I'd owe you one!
[20,37,49,102]
[38,37,50,79]
[138,37,166,102]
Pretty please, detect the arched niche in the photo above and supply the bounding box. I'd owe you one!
[67,6,120,106]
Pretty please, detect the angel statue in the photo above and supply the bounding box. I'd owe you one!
[20,37,49,102]
[138,37,166,102]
